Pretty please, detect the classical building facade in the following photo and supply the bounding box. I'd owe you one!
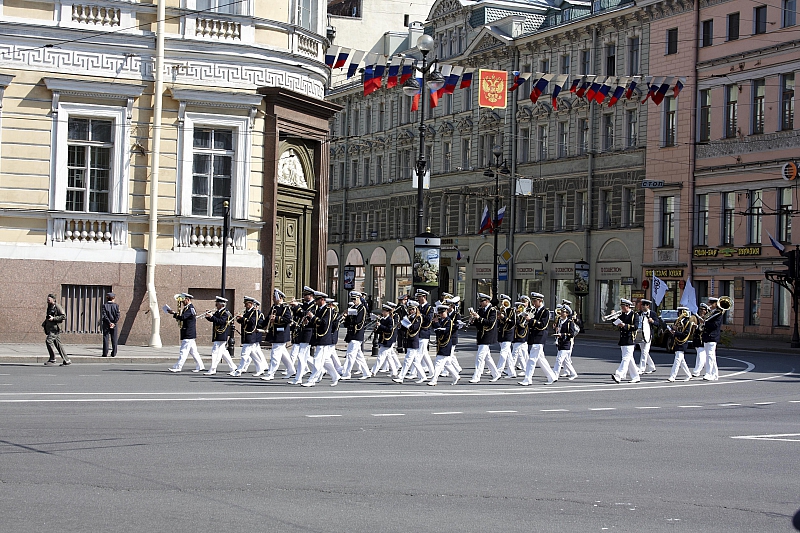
[641,0,800,337]
[0,0,338,344]
[326,0,652,324]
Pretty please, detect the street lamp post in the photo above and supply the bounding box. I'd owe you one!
[402,34,445,235]
[485,145,510,306]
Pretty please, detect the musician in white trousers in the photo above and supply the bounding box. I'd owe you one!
[552,305,578,380]
[612,299,641,383]
[303,294,341,387]
[289,287,317,385]
[701,297,724,381]
[667,307,694,382]
[262,290,295,381]
[692,304,709,376]
[204,296,236,375]
[428,305,460,386]
[372,304,399,376]
[341,292,371,380]
[636,299,657,374]
[469,293,501,383]
[519,293,557,385]
[231,297,266,377]
[393,302,428,383]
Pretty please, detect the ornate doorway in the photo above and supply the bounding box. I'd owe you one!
[274,213,301,298]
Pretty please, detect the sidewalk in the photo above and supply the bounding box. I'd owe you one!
[1,328,796,365]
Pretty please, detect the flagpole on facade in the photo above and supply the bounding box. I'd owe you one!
[486,145,509,306]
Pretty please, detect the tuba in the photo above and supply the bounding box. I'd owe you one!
[668,311,697,351]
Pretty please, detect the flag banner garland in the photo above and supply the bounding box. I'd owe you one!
[347,50,365,79]
[436,64,453,98]
[386,56,402,89]
[334,47,350,69]
[325,46,339,68]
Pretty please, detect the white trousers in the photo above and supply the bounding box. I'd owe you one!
[523,343,556,383]
[669,351,692,380]
[289,343,313,384]
[430,354,460,384]
[266,342,294,378]
[373,345,399,376]
[399,346,427,381]
[553,346,577,378]
[511,342,528,374]
[693,345,707,375]
[236,342,266,374]
[419,339,434,373]
[703,342,719,380]
[614,345,640,381]
[174,339,204,371]
[496,341,514,376]
[308,345,341,384]
[209,341,236,372]
[637,341,655,372]
[343,340,371,377]
[472,344,499,381]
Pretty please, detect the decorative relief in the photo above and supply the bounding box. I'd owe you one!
[278,149,308,188]
[696,129,800,159]
[473,33,505,53]
[432,0,462,19]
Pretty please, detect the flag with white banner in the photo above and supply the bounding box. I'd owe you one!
[680,277,699,314]
[652,273,668,306]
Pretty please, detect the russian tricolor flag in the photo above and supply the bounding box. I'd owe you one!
[550,75,567,109]
[607,81,625,107]
[334,48,350,69]
[651,77,673,106]
[436,64,453,98]
[585,81,601,102]
[569,77,582,93]
[509,71,529,92]
[576,78,592,98]
[460,70,473,89]
[386,56,402,89]
[442,66,463,95]
[347,50,365,79]
[494,206,506,229]
[672,77,685,98]
[593,77,612,104]
[641,77,660,104]
[399,59,413,84]
[325,46,339,68]
[411,71,423,111]
[625,78,638,100]
[478,205,493,234]
[530,75,550,104]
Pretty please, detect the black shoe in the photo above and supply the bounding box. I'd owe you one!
[611,374,621,383]
[60,360,71,366]
[102,355,108,357]
[44,360,57,366]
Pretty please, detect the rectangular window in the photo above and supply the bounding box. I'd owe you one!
[725,84,739,138]
[363,157,371,185]
[560,54,570,75]
[626,109,637,148]
[538,125,548,160]
[747,280,761,326]
[463,85,472,112]
[628,36,640,76]
[754,5,767,34]
[776,285,791,326]
[295,0,316,30]
[752,78,765,134]
[782,74,795,130]
[191,127,232,216]
[578,118,589,154]
[556,192,567,230]
[696,193,709,246]
[581,50,591,75]
[365,106,372,134]
[445,93,453,115]
[61,284,112,334]
[443,141,451,172]
[461,138,471,169]
[699,89,711,142]
[600,189,612,228]
[328,163,334,190]
[352,108,360,136]
[534,195,545,232]
[664,96,676,147]
[541,59,550,94]
[198,0,243,15]
[390,100,396,127]
[605,44,616,76]
[519,127,530,163]
[666,28,678,55]
[701,19,713,47]
[351,159,359,187]
[661,196,675,247]
[378,103,385,131]
[66,117,113,213]
[722,192,735,245]
[784,0,797,27]
[602,114,614,151]
[558,122,568,158]
[728,12,740,40]
[376,155,383,184]
[748,190,762,244]
[779,187,792,242]
[575,190,587,228]
[338,162,345,189]
[623,187,636,226]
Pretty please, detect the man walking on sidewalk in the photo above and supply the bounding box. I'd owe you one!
[101,292,120,358]
[43,293,70,366]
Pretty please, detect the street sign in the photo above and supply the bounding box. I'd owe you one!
[500,249,512,262]
[782,161,797,181]
[641,180,665,188]
[498,264,508,281]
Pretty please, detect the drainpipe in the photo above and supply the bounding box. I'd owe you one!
[688,0,700,283]
[584,26,598,323]
[146,0,165,348]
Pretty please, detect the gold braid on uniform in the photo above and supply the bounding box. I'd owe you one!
[214,309,232,335]
[437,320,454,349]
[242,308,257,334]
[406,314,422,337]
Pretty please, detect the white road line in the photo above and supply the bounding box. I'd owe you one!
[679,405,703,408]
[372,413,405,417]
[486,410,517,413]
[79,375,101,377]
[305,414,341,418]
[731,433,800,442]
[433,411,463,415]
[540,409,569,412]
[718,403,741,407]
[0,373,10,376]
[590,407,616,411]
[754,402,775,405]
[789,400,800,403]
[635,406,660,410]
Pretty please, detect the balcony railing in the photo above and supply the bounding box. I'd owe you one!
[50,214,128,246]
[176,219,248,251]
[71,4,121,26]
[195,17,242,40]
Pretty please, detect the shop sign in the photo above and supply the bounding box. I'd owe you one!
[694,246,762,258]
[734,277,744,299]
[515,262,544,279]
[343,266,356,290]
[498,264,508,281]
[621,277,634,285]
[551,264,575,279]
[631,290,646,300]
[644,269,684,278]
[473,264,493,277]
[597,262,631,279]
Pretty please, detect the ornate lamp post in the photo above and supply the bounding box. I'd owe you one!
[484,145,510,306]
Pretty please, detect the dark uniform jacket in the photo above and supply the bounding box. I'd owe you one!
[376,314,397,347]
[475,305,498,345]
[176,304,197,340]
[311,306,334,347]
[344,303,367,343]
[297,299,317,345]
[433,315,455,356]
[514,311,529,343]
[418,302,434,341]
[555,318,577,351]
[329,310,344,345]
[267,303,293,344]
[527,306,550,345]
[701,311,723,343]
[238,307,262,345]
[401,313,422,350]
[43,303,66,335]
[206,307,233,342]
[101,302,120,332]
[617,310,636,346]
[450,310,462,346]
[499,308,515,343]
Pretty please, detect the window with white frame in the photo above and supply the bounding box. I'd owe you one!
[443,141,451,172]
[696,193,709,245]
[660,196,675,247]
[378,102,385,131]
[622,186,636,226]
[556,192,567,230]
[600,189,612,228]
[191,128,233,216]
[463,84,472,112]
[534,195,545,232]
[605,43,616,76]
[461,138,471,168]
[752,78,765,134]
[376,155,383,184]
[628,36,640,76]
[663,96,676,146]
[722,191,735,245]
[196,0,247,15]
[578,117,588,154]
[602,114,614,151]
[557,122,568,158]
[364,157,371,185]
[575,190,587,228]
[748,189,762,244]
[537,125,548,160]
[296,0,318,31]
[365,105,372,134]
[66,117,113,213]
[779,187,792,242]
[351,159,359,187]
[625,109,637,147]
[519,127,530,162]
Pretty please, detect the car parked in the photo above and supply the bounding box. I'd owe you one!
[653,309,680,349]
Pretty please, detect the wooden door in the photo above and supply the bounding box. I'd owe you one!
[274,213,300,297]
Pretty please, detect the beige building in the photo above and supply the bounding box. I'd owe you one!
[0,0,338,345]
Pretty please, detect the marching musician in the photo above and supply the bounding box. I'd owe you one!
[691,303,710,377]
[303,292,340,387]
[508,301,530,378]
[394,294,409,354]
[393,301,428,384]
[327,299,347,376]
[230,296,266,377]
[204,296,236,375]
[261,289,295,381]
[636,299,658,374]
[371,303,399,377]
[701,297,724,381]
[289,286,317,385]
[427,304,460,386]
[341,291,371,380]
[519,292,557,386]
[552,305,578,380]
[169,293,206,373]
[667,307,694,382]
[495,294,516,379]
[415,290,436,378]
[469,293,501,383]
[441,293,464,377]
[611,298,641,384]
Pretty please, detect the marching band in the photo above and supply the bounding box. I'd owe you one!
[162,288,731,387]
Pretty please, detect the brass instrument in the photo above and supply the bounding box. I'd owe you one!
[602,310,623,322]
[174,293,186,303]
[500,300,511,310]
[704,296,732,322]
[196,309,214,319]
[668,311,698,351]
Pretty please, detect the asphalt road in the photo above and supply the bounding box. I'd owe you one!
[1,341,798,533]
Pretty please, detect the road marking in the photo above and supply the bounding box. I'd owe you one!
[372,413,405,417]
[754,402,775,405]
[718,403,741,407]
[590,407,616,411]
[540,409,569,412]
[635,406,660,410]
[79,375,101,377]
[305,414,341,418]
[679,405,702,408]
[0,374,9,376]
[433,411,463,415]
[487,410,517,413]
[731,433,800,442]
[789,400,800,403]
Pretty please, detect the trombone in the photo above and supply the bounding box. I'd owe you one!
[602,310,622,322]
[704,296,732,322]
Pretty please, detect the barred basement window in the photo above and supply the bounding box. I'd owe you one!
[61,285,112,334]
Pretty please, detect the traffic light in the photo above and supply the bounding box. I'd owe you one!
[783,249,797,279]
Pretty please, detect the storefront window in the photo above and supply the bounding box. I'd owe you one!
[517,279,543,301]
[394,265,412,299]
[327,266,338,297]
[598,280,632,321]
[353,266,366,294]
[747,280,761,326]
[719,280,734,325]
[372,265,386,307]
[661,281,678,310]
[776,285,791,327]
[554,280,577,311]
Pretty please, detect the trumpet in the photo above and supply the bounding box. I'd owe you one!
[602,310,622,322]
[196,309,214,319]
